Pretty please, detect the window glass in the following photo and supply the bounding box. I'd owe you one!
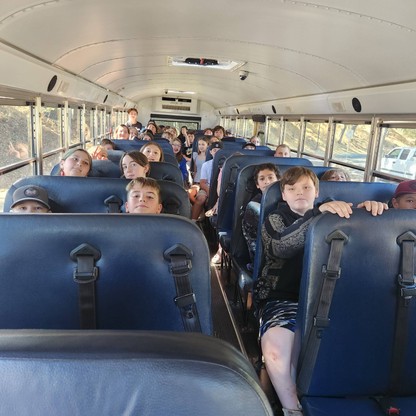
[235,118,245,137]
[84,109,92,144]
[69,107,81,145]
[0,105,33,166]
[284,121,301,151]
[267,119,282,147]
[332,123,371,168]
[303,121,328,157]
[244,118,254,138]
[42,106,62,153]
[377,126,416,179]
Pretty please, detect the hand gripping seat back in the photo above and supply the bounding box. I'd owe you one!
[296,210,416,397]
[0,214,211,333]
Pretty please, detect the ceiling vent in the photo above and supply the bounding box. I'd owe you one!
[154,96,198,114]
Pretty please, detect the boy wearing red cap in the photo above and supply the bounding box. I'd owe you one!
[392,180,416,209]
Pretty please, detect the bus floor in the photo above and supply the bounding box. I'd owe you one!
[210,263,282,415]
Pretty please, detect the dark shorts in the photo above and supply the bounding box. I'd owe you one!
[259,299,298,338]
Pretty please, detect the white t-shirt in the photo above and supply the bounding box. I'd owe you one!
[200,159,214,186]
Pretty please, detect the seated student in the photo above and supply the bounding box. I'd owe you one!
[391,179,416,209]
[274,143,291,158]
[242,164,281,269]
[113,124,130,140]
[120,151,150,179]
[250,135,261,146]
[320,168,350,181]
[100,138,116,151]
[191,141,223,220]
[192,137,209,184]
[254,166,387,416]
[242,142,256,151]
[171,138,189,185]
[125,177,162,214]
[139,130,154,141]
[182,129,195,162]
[146,122,158,135]
[58,148,92,177]
[9,185,51,213]
[128,127,140,140]
[140,142,164,162]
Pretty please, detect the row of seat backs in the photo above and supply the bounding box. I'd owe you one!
[0,330,273,415]
[0,214,212,333]
[207,149,283,210]
[296,210,416,414]
[50,159,184,184]
[215,156,313,241]
[113,138,175,156]
[4,176,191,217]
[252,180,397,281]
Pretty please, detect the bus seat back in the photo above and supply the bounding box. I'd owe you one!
[297,209,416,398]
[0,330,272,416]
[5,176,191,217]
[0,214,210,332]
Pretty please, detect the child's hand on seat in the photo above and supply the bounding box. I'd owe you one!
[356,201,388,216]
[319,201,353,218]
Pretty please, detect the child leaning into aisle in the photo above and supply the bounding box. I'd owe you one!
[255,166,387,416]
[125,177,162,214]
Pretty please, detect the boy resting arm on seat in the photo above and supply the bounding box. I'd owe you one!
[255,166,387,416]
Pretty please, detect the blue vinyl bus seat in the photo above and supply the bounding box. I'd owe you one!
[5,176,191,217]
[296,209,416,415]
[0,330,273,416]
[206,149,276,210]
[0,214,210,332]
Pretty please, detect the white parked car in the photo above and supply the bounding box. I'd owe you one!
[380,147,416,178]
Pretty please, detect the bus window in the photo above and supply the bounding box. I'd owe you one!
[378,125,416,179]
[69,107,81,146]
[283,120,301,152]
[235,118,245,137]
[42,106,62,153]
[244,118,254,138]
[303,121,328,158]
[0,105,32,166]
[332,122,371,168]
[266,119,282,147]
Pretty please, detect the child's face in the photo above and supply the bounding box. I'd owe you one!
[171,140,181,154]
[327,171,348,181]
[60,150,91,177]
[198,140,208,153]
[188,134,195,143]
[275,146,290,157]
[256,169,278,193]
[116,127,129,139]
[122,154,149,179]
[392,193,416,209]
[125,184,162,214]
[282,175,318,216]
[142,145,161,162]
[11,201,49,213]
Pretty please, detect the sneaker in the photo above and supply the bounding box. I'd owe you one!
[211,253,221,265]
